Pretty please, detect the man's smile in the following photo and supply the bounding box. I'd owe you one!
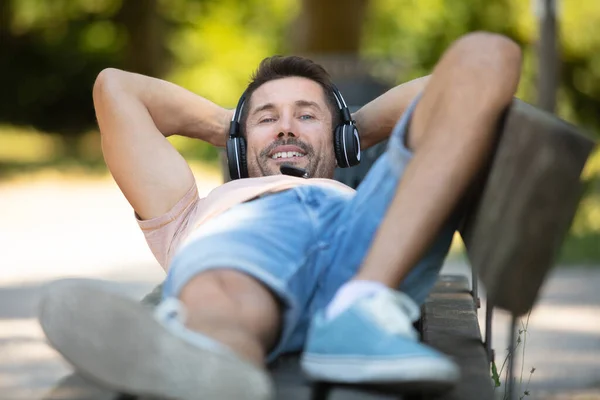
[268,145,308,164]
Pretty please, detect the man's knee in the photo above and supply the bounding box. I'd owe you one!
[180,270,230,309]
[452,31,522,69]
[443,31,522,102]
[179,269,282,329]
[180,270,274,308]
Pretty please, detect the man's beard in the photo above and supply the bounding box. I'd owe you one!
[247,138,335,178]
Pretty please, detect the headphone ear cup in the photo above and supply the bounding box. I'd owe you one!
[238,136,248,178]
[226,137,240,180]
[343,124,361,167]
[333,124,347,168]
[334,123,361,168]
[226,137,248,179]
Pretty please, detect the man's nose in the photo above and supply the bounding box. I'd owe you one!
[276,115,296,138]
[277,131,296,138]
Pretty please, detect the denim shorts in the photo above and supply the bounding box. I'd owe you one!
[163,97,459,362]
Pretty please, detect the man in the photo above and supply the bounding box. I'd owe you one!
[39,32,521,400]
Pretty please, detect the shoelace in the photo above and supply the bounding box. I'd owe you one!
[363,291,421,339]
[154,297,188,324]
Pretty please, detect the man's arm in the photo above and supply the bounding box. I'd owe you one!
[352,76,430,150]
[93,68,232,220]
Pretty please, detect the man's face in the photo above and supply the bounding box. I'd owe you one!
[244,77,337,179]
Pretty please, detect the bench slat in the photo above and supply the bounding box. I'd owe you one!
[270,355,404,400]
[421,275,494,400]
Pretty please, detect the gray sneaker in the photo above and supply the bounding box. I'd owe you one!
[38,279,273,400]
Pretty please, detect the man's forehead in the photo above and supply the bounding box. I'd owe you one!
[248,77,328,111]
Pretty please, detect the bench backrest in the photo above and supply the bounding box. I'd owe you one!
[459,99,595,316]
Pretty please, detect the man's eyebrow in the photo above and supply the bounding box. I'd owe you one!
[251,103,276,116]
[250,100,323,116]
[295,100,322,110]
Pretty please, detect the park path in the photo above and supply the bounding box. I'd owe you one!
[0,176,599,400]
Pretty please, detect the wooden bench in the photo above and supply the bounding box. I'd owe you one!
[264,98,595,400]
[42,99,595,400]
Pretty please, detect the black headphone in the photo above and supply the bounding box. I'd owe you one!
[225,84,361,180]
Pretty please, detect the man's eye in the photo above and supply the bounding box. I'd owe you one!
[260,117,275,123]
[300,115,314,120]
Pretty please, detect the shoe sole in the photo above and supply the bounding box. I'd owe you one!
[39,279,272,400]
[301,354,460,391]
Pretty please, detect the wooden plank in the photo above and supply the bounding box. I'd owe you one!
[269,353,314,399]
[460,99,596,316]
[269,354,405,400]
[421,275,494,400]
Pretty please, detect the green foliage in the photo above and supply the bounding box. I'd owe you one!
[491,359,501,387]
[1,0,124,134]
[163,0,298,107]
[0,0,298,149]
[361,0,600,139]
[492,311,536,400]
[4,0,600,138]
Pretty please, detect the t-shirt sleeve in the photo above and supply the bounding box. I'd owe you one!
[135,182,200,270]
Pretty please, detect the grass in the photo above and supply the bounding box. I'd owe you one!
[490,311,536,400]
[1,124,599,264]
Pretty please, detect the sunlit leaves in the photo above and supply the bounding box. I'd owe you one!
[10,0,121,35]
[164,0,298,107]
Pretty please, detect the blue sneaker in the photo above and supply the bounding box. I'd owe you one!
[300,289,460,390]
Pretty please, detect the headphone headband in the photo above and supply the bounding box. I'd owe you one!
[229,91,247,138]
[331,84,353,124]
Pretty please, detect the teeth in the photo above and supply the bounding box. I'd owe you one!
[271,151,304,159]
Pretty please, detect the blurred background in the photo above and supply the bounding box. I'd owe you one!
[0,1,599,399]
[0,0,598,262]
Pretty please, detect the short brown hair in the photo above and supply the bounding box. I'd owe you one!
[240,55,340,134]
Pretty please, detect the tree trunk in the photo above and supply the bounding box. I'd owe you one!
[0,0,12,43]
[117,0,168,77]
[289,0,369,55]
[537,0,559,113]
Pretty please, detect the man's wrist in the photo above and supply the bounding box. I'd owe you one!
[213,108,233,148]
[352,109,371,150]
[179,107,232,148]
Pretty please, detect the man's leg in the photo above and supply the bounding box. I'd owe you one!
[39,187,338,400]
[178,269,282,366]
[301,32,522,388]
[356,32,521,286]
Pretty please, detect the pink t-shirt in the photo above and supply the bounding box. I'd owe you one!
[136,175,355,270]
